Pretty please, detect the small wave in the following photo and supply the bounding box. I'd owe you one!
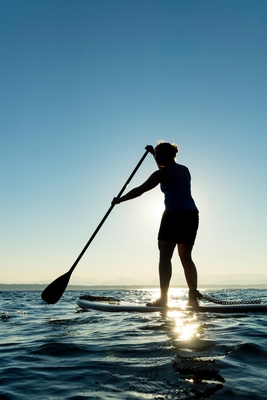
[228,341,267,363]
[1,288,267,399]
[30,341,95,357]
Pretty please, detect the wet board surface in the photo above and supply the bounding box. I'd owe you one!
[76,297,267,313]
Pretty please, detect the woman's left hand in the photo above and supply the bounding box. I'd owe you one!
[112,197,121,206]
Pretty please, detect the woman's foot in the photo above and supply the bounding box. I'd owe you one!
[188,289,202,307]
[187,298,199,307]
[146,297,167,307]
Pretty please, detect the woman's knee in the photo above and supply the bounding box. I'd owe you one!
[178,244,193,264]
[158,240,176,259]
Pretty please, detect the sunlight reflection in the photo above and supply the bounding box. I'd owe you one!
[140,288,201,343]
[168,311,200,341]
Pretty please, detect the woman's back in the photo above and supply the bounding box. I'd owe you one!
[160,163,198,212]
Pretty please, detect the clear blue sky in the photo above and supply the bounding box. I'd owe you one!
[1,0,267,286]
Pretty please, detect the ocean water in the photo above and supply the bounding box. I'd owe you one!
[1,288,267,400]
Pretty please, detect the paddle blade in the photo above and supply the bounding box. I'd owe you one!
[41,270,72,304]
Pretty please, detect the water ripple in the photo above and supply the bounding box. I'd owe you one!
[0,289,267,399]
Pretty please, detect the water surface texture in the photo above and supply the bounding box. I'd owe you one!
[1,288,267,399]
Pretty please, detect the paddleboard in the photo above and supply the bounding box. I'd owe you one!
[76,297,267,313]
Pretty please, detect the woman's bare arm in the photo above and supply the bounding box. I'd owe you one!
[112,169,163,205]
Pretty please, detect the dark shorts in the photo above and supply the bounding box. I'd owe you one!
[158,210,199,245]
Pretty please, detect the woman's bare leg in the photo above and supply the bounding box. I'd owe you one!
[158,240,176,301]
[146,240,176,306]
[178,243,199,306]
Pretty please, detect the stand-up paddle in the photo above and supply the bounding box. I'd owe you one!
[41,149,149,304]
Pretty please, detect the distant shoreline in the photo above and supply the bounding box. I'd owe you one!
[1,284,267,291]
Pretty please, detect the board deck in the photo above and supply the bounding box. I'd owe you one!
[76,297,267,313]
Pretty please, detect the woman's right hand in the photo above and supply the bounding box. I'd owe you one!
[145,145,155,155]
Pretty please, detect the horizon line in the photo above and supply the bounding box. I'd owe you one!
[1,283,267,290]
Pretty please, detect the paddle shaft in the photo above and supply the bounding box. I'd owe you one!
[68,150,149,274]
[41,149,149,304]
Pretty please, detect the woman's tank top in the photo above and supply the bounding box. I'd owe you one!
[160,164,198,212]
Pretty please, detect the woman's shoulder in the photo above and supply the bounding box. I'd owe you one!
[167,163,191,179]
[157,165,176,183]
[176,162,189,170]
[154,163,190,183]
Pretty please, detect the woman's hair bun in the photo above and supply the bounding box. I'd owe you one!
[155,141,179,154]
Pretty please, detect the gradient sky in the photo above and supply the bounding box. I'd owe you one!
[1,0,267,286]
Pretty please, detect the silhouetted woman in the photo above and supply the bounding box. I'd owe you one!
[112,142,200,307]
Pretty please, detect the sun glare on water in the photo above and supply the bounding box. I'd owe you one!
[147,289,201,342]
[166,290,201,342]
[170,313,200,341]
